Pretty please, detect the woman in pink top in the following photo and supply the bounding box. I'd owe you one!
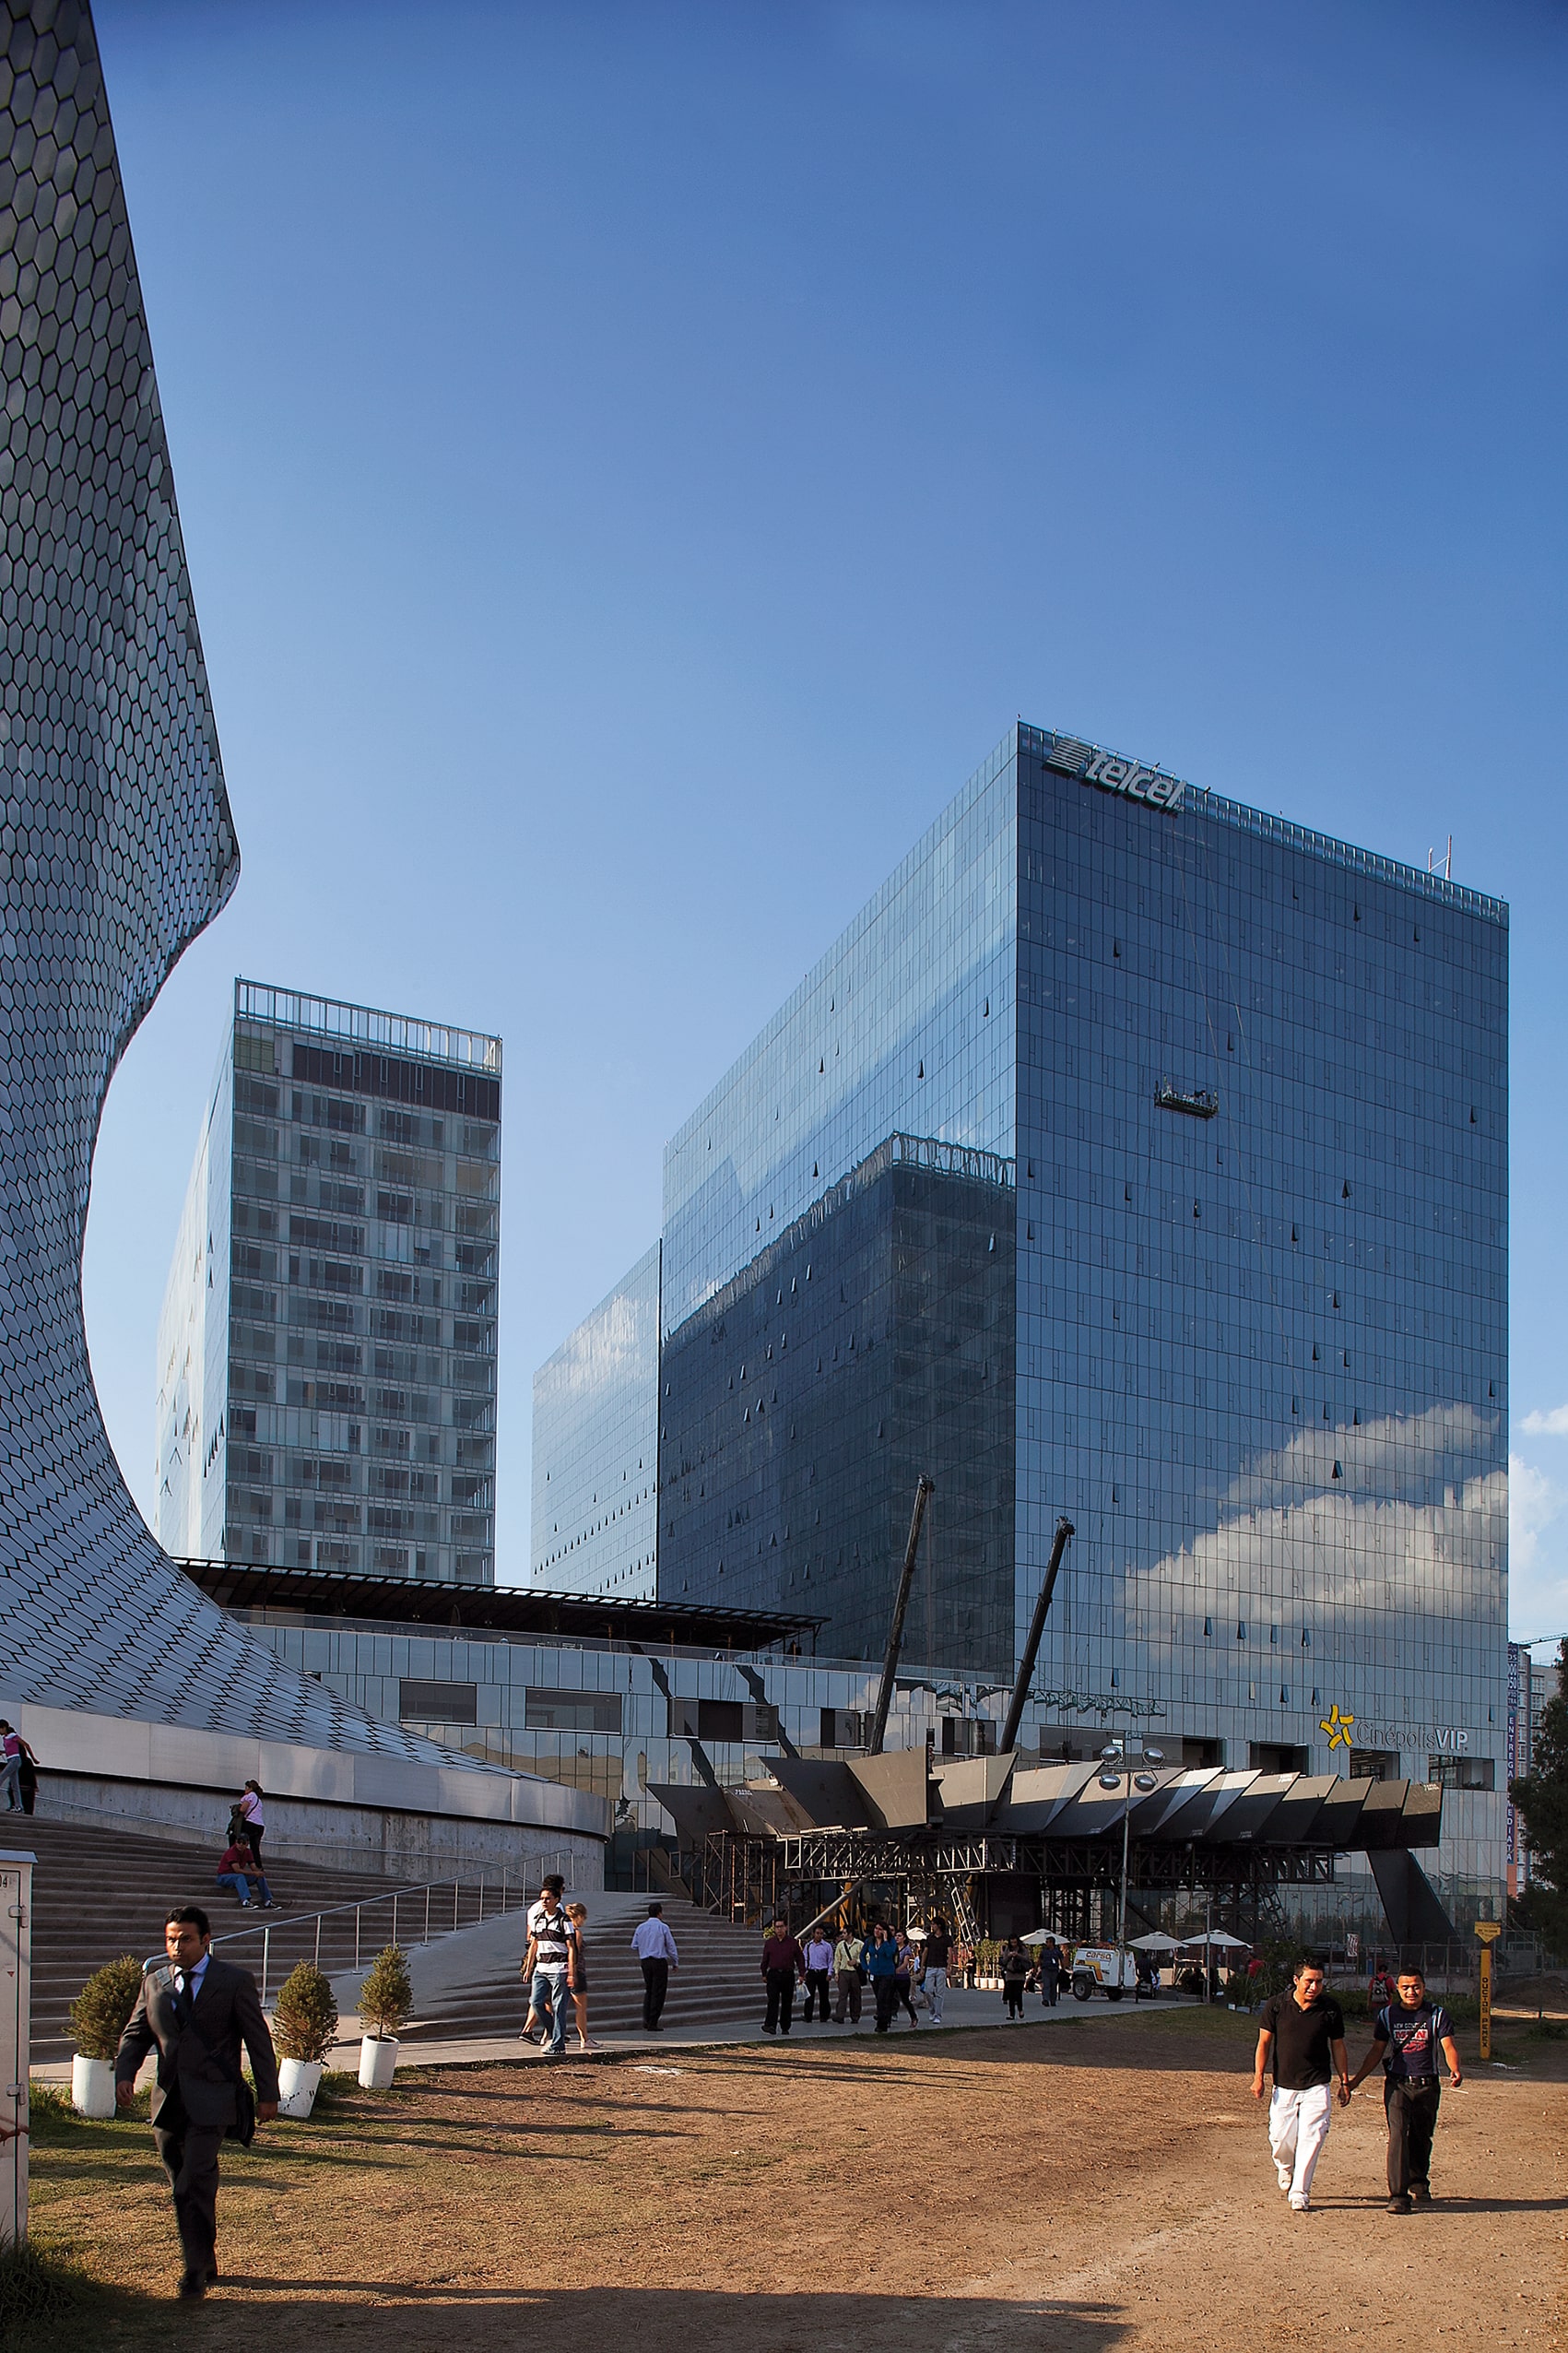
[236,1780,265,1865]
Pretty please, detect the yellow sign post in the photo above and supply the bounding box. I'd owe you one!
[1475,1920,1501,2060]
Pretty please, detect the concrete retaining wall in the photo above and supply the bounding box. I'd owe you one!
[3,1702,607,1885]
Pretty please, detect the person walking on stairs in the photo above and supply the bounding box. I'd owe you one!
[631,1901,679,2030]
[115,1905,278,2300]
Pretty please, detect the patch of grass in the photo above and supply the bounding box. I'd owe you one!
[25,2085,148,2147]
[1525,2016,1568,2041]
[0,2241,101,2352]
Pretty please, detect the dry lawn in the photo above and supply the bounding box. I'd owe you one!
[21,2005,1566,2353]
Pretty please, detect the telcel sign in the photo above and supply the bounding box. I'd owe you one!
[1043,734,1185,813]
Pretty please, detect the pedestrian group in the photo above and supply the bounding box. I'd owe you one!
[1252,1957,1463,2215]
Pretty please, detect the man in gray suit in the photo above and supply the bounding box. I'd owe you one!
[115,1904,279,2300]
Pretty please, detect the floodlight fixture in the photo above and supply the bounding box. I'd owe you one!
[1134,1770,1158,1791]
[1098,1771,1121,1791]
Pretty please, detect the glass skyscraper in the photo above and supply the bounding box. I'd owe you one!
[157,980,502,1586]
[531,1245,661,1600]
[539,722,1508,1911]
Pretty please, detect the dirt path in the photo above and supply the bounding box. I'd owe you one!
[28,2007,1566,2351]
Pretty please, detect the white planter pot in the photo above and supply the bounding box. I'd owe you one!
[359,2034,398,2090]
[277,2057,324,2119]
[71,2053,116,2119]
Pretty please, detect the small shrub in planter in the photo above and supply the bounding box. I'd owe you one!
[274,1960,339,2063]
[67,1953,143,2118]
[357,1945,412,2088]
[272,1960,339,2119]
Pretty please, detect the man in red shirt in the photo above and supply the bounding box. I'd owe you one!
[760,1918,805,2037]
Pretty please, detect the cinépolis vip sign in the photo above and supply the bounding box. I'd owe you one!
[1042,734,1186,813]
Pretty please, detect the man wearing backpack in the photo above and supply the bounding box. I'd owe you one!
[1347,1965,1463,2213]
[832,1922,867,2026]
[521,1874,575,2059]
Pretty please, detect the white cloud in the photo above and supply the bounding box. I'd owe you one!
[1521,1404,1568,1437]
[1509,1451,1568,1639]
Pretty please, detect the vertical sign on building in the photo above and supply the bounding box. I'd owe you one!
[0,1850,32,2244]
[1506,1642,1521,1898]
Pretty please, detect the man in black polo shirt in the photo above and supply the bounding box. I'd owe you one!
[1347,1965,1463,2214]
[1251,1958,1350,2212]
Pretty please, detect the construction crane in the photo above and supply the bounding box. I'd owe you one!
[998,1514,1076,1754]
[867,1475,934,1755]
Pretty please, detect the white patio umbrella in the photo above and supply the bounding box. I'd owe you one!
[1129,1932,1180,1950]
[1187,1929,1249,1948]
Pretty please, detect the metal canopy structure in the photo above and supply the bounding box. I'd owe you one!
[181,1558,822,1653]
[648,1751,1444,1937]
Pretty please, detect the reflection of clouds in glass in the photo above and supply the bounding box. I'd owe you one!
[550,1286,656,1401]
[1223,1403,1499,1515]
[1137,1471,1504,1617]
[1127,1406,1506,1651]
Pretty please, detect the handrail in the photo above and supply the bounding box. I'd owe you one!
[208,1853,575,2004]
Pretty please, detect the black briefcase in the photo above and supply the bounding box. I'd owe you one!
[226,2079,256,2146]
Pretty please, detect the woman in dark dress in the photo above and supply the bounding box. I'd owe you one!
[1000,1936,1032,2018]
[566,1902,594,2052]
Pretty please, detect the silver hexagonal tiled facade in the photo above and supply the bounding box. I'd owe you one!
[0,0,491,1767]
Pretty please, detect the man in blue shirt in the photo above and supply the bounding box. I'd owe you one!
[1347,1965,1463,2213]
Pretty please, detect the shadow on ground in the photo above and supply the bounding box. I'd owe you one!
[88,2286,1137,2353]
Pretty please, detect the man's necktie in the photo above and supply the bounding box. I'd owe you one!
[173,1973,192,2025]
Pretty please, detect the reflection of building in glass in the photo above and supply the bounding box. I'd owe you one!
[531,1247,660,1600]
[660,1135,1016,1666]
[157,981,501,1586]
[541,721,1509,1916]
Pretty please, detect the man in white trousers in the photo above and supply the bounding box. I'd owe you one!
[1251,1957,1350,2213]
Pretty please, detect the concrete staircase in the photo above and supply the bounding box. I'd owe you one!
[14,1815,525,2063]
[395,1889,768,2043]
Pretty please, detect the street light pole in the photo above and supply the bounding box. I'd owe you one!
[1099,1735,1165,1953]
[1118,1772,1133,1951]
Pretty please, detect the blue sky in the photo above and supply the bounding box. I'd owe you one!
[81,0,1567,1644]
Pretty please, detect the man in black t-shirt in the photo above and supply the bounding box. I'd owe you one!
[1347,1966,1463,2213]
[1251,1958,1350,2212]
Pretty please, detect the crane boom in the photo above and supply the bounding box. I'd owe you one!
[998,1514,1076,1754]
[867,1474,935,1755]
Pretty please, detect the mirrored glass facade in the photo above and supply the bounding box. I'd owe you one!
[531,1245,660,1600]
[157,980,501,1586]
[537,721,1508,1912]
[659,1134,1017,1663]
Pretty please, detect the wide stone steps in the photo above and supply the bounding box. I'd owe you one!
[396,1893,771,2043]
[14,1815,525,2062]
